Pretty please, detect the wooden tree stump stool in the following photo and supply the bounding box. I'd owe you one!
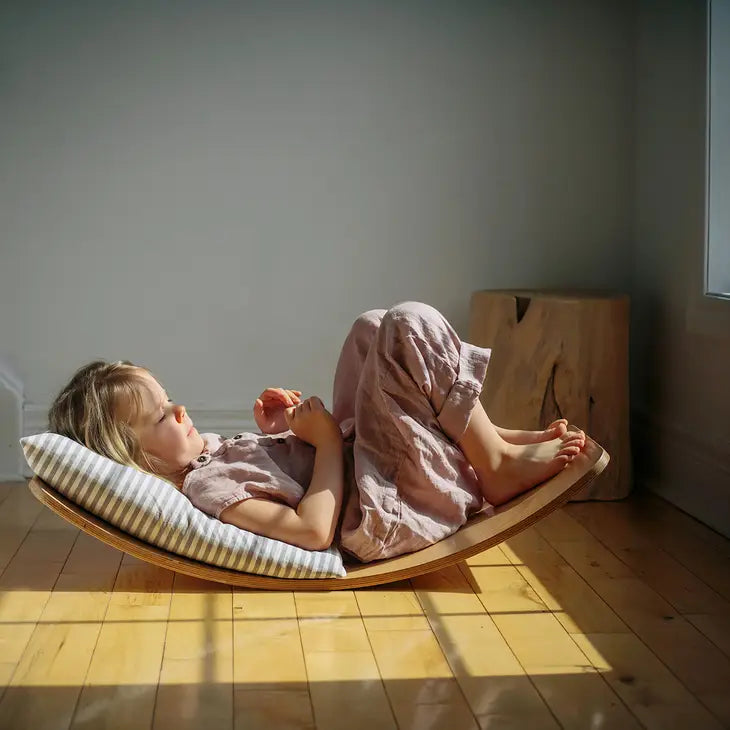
[468,289,631,501]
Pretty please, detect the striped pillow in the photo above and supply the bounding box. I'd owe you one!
[20,432,346,579]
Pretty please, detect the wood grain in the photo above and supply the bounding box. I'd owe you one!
[468,289,630,501]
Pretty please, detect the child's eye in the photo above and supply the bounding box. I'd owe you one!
[157,399,172,423]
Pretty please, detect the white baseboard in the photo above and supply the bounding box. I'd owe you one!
[632,408,730,478]
[18,405,258,480]
[632,408,730,538]
[0,364,24,482]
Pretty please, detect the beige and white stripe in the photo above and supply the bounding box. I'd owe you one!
[20,432,346,579]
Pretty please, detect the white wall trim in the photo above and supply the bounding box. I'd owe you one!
[632,407,730,479]
[0,371,23,398]
[632,407,730,537]
[22,405,52,439]
[0,359,25,481]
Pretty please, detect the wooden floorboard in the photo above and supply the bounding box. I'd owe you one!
[0,482,728,729]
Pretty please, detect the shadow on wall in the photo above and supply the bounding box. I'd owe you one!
[629,290,670,489]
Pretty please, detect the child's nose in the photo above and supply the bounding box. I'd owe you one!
[174,404,187,423]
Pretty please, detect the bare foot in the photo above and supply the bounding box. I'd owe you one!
[496,419,568,445]
[474,429,586,507]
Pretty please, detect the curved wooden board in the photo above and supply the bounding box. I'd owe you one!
[27,431,609,590]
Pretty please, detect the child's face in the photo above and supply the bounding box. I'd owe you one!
[127,371,205,478]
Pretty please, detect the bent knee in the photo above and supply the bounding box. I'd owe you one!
[350,308,386,338]
[382,301,444,334]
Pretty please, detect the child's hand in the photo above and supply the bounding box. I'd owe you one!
[284,396,342,448]
[254,387,302,434]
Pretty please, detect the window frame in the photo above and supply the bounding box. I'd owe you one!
[704,0,730,301]
[685,0,730,338]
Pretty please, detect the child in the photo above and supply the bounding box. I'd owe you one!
[48,301,585,562]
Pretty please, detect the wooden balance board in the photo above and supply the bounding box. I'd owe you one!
[28,433,609,591]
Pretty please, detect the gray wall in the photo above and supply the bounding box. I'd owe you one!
[24,0,730,536]
[0,0,634,422]
[632,0,730,536]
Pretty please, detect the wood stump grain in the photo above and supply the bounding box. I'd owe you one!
[468,290,631,501]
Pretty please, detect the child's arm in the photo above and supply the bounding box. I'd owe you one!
[219,437,344,551]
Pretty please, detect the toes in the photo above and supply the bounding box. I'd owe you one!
[563,431,585,446]
[559,445,581,456]
[549,420,569,434]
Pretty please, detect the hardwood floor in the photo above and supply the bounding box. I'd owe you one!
[0,480,728,729]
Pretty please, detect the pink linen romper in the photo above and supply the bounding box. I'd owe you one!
[333,301,494,562]
[183,301,494,563]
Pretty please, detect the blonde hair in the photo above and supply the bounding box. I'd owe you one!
[47,360,176,484]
